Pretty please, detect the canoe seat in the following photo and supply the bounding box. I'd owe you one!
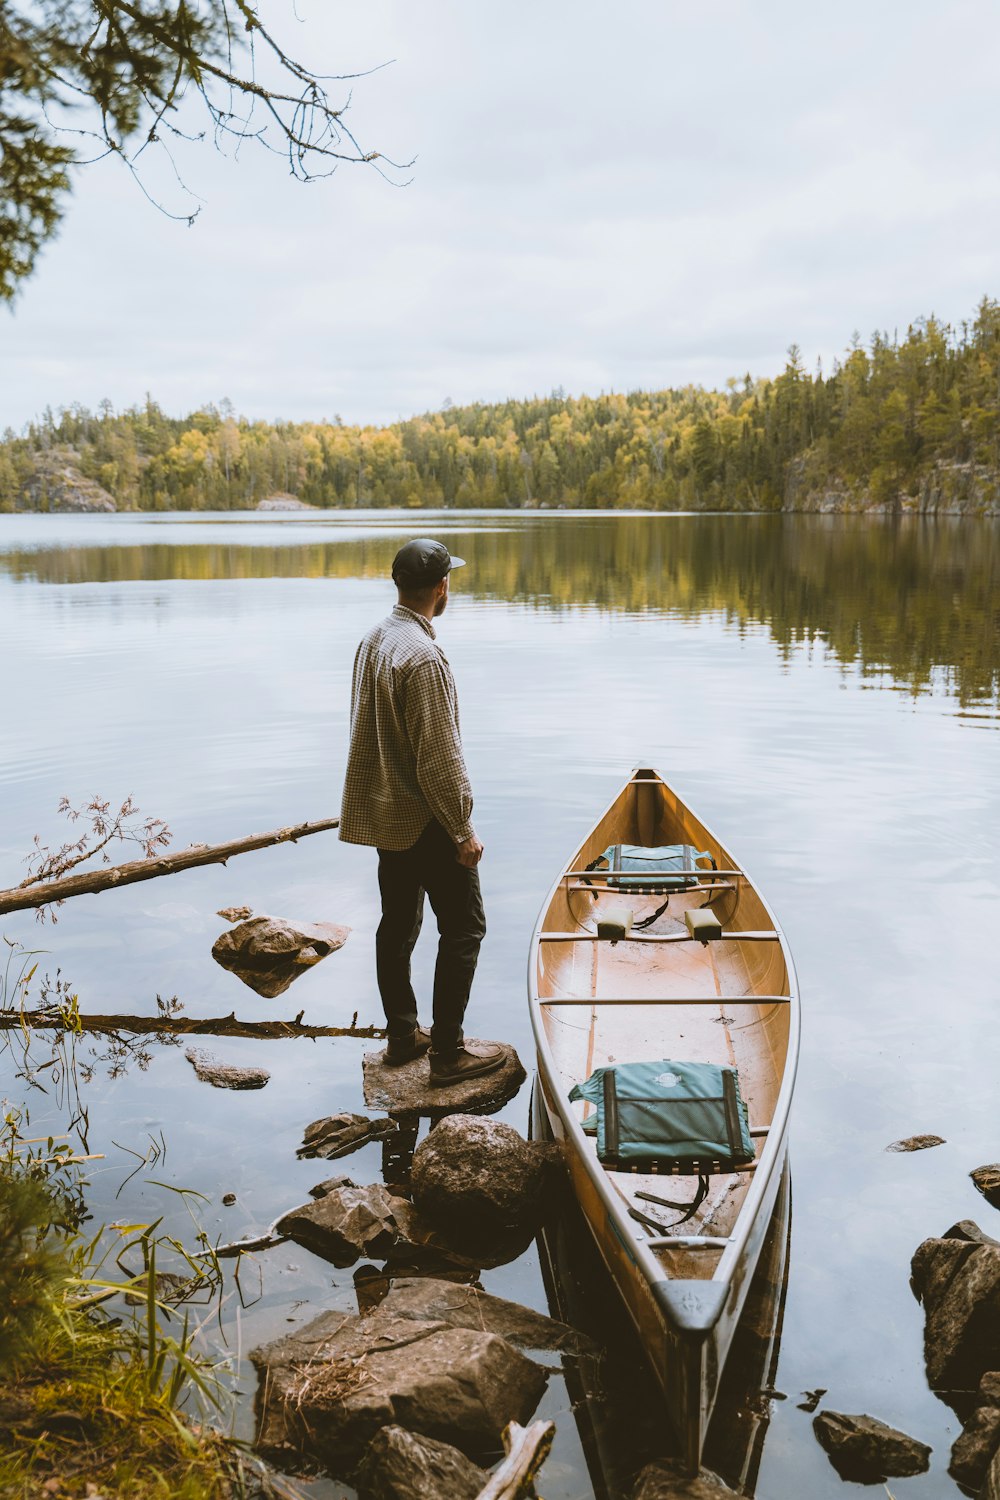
[684,908,722,943]
[597,905,633,943]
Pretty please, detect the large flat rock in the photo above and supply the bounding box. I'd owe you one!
[363,1039,526,1119]
[251,1295,548,1472]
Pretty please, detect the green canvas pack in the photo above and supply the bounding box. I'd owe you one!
[591,843,716,895]
[569,1058,754,1172]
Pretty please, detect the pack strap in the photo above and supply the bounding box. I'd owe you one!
[627,1177,710,1230]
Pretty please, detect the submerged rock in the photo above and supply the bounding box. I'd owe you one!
[298,1112,395,1161]
[631,1460,740,1498]
[363,1040,525,1119]
[251,1295,548,1470]
[812,1411,931,1482]
[184,1047,270,1090]
[354,1424,487,1500]
[885,1134,946,1152]
[410,1114,561,1234]
[275,1184,407,1266]
[212,915,350,998]
[911,1234,1000,1395]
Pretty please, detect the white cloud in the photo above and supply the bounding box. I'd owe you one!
[3,0,1000,430]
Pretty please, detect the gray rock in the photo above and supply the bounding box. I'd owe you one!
[212,915,350,999]
[979,1372,1000,1407]
[631,1460,740,1498]
[377,1276,594,1355]
[812,1411,931,1482]
[411,1114,559,1234]
[972,1166,1000,1208]
[363,1039,526,1119]
[886,1134,946,1152]
[354,1424,487,1500]
[275,1184,408,1266]
[298,1112,395,1161]
[251,1302,548,1469]
[912,1239,1000,1394]
[950,1403,1000,1489]
[945,1221,1000,1248]
[184,1047,270,1090]
[308,1174,357,1198]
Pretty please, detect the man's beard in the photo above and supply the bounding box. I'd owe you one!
[433,592,448,617]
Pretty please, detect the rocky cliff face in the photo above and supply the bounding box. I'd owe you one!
[14,450,116,513]
[784,458,1000,516]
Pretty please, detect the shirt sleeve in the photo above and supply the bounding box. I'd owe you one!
[403,656,475,844]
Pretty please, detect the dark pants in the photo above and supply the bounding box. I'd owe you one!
[376,819,486,1056]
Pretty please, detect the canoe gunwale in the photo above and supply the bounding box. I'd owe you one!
[527,765,800,1353]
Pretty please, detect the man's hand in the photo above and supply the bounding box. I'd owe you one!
[455,834,483,868]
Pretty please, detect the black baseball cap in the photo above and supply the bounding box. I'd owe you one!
[391,538,466,587]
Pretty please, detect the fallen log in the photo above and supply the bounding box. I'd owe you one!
[474,1420,556,1500]
[0,1009,385,1041]
[0,817,341,916]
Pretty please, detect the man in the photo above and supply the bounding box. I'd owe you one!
[339,538,504,1086]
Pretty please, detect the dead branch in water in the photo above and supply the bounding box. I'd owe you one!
[0,1009,384,1041]
[474,1420,556,1500]
[0,817,340,917]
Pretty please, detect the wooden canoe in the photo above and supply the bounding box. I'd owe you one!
[528,766,799,1474]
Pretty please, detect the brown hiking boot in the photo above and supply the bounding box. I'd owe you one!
[429,1041,505,1088]
[385,1026,431,1066]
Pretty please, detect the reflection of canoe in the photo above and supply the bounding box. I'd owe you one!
[528,767,799,1474]
[532,1134,792,1498]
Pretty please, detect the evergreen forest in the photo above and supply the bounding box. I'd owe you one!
[4,298,1000,513]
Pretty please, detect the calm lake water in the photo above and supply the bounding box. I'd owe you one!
[1,510,998,1498]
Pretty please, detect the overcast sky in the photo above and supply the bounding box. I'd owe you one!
[4,0,1000,431]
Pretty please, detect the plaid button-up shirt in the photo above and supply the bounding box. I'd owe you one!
[339,605,476,851]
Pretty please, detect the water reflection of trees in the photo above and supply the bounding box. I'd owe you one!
[2,515,997,706]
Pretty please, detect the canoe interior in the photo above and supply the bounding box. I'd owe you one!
[535,769,792,1283]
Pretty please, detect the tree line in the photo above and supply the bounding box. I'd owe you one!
[4,297,1000,513]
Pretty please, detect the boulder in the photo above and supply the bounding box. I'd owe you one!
[911,1238,1000,1394]
[256,495,317,511]
[298,1112,395,1161]
[631,1460,740,1498]
[184,1047,269,1090]
[411,1114,559,1234]
[950,1402,1000,1490]
[377,1276,593,1355]
[911,1235,979,1310]
[972,1167,1000,1209]
[354,1424,487,1500]
[984,1441,1000,1500]
[812,1411,931,1482]
[363,1040,525,1119]
[886,1134,946,1152]
[212,915,350,999]
[218,905,253,921]
[390,1197,535,1272]
[251,1302,548,1470]
[945,1221,1000,1248]
[275,1184,407,1266]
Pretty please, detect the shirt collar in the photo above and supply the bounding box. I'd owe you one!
[392,603,436,640]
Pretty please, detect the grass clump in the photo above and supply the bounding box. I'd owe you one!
[0,1112,286,1500]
